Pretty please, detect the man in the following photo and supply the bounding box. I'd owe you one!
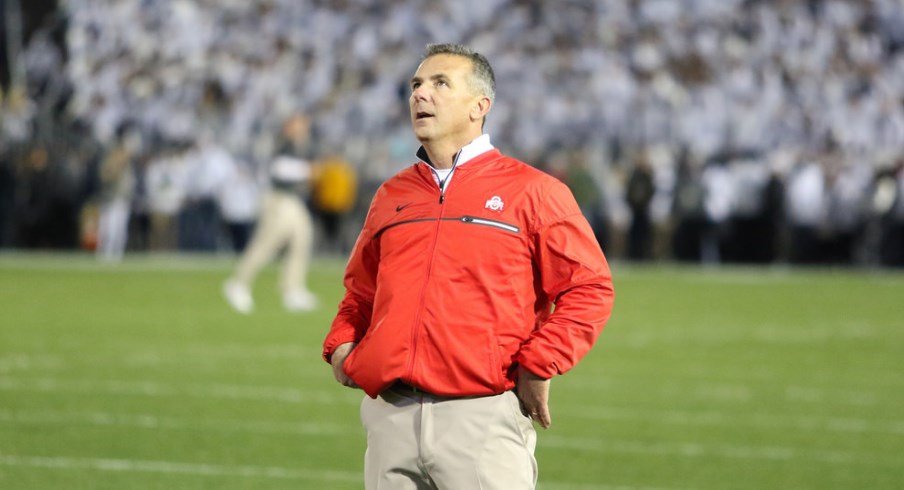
[323,44,614,489]
[222,114,318,314]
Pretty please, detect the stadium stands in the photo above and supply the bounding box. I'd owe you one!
[1,0,902,265]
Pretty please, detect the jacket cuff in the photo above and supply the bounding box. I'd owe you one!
[322,332,360,363]
[514,350,557,379]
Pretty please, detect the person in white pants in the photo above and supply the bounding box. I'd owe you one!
[96,142,135,262]
[223,154,317,313]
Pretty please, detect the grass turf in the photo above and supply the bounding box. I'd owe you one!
[0,253,902,489]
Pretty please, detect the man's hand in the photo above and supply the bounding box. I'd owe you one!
[330,342,358,389]
[516,366,551,429]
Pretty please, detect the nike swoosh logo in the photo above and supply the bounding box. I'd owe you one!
[396,203,413,212]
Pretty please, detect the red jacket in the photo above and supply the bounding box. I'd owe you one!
[323,148,614,398]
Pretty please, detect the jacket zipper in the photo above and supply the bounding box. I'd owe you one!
[381,216,520,235]
[378,217,440,235]
[428,151,461,204]
[406,180,451,383]
[460,216,520,233]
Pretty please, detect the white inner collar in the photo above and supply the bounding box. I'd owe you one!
[417,134,495,188]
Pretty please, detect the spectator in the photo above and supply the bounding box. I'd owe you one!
[0,143,15,247]
[563,151,611,253]
[722,153,783,263]
[15,145,54,248]
[876,159,904,267]
[785,157,828,264]
[144,142,189,251]
[217,160,260,253]
[95,132,136,261]
[311,154,357,254]
[626,151,656,260]
[178,138,233,251]
[671,150,708,262]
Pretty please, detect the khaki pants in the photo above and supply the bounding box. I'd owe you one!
[234,190,313,293]
[360,388,537,489]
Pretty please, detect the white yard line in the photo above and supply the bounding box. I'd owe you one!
[562,358,893,407]
[561,377,884,408]
[540,484,683,490]
[0,345,324,372]
[0,354,64,373]
[0,409,355,437]
[124,343,319,362]
[584,362,902,385]
[542,436,900,467]
[559,406,904,436]
[0,453,360,483]
[0,377,360,405]
[607,322,881,347]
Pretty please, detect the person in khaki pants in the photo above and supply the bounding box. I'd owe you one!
[223,116,318,314]
[323,44,614,489]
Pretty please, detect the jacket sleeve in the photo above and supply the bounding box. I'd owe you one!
[515,180,615,379]
[321,191,382,363]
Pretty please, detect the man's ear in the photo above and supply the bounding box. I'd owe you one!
[470,96,492,123]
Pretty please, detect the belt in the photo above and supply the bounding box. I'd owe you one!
[387,381,495,401]
[389,381,439,398]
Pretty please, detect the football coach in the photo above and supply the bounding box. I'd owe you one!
[323,43,614,489]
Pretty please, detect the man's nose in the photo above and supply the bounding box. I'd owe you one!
[411,85,430,102]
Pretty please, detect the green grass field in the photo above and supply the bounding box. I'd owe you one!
[1,253,902,489]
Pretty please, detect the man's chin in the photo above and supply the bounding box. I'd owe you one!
[412,128,433,142]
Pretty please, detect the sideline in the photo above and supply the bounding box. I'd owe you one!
[0,251,348,273]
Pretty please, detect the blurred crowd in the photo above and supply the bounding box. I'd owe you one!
[1,0,902,266]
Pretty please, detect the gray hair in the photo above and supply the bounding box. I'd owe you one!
[424,43,496,102]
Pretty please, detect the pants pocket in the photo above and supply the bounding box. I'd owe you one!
[504,391,536,446]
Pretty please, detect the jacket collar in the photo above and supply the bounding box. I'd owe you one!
[415,134,495,169]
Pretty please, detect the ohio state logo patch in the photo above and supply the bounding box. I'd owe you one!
[485,196,504,212]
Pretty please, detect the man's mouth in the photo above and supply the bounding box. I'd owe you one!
[415,112,434,120]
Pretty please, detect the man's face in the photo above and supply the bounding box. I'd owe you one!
[409,54,482,144]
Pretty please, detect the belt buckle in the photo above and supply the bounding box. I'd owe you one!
[394,381,422,396]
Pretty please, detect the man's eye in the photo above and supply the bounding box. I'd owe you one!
[436,80,448,87]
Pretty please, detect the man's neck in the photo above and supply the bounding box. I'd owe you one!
[421,133,481,169]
